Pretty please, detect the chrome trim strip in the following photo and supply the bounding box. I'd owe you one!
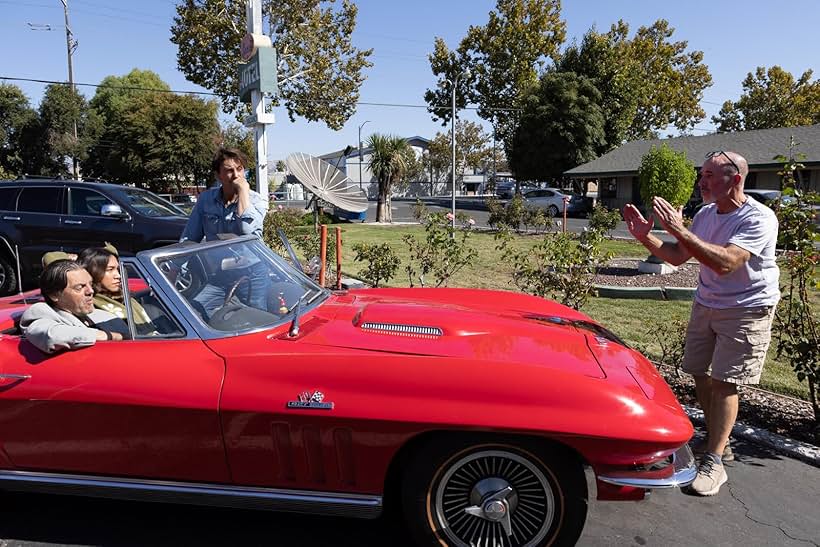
[0,470,382,519]
[597,445,697,489]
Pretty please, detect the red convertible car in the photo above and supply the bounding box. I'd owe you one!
[0,235,695,546]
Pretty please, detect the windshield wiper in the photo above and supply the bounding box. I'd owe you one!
[288,296,303,337]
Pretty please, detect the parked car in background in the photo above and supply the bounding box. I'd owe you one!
[523,188,590,217]
[0,234,696,546]
[494,180,517,199]
[684,189,818,224]
[158,193,197,214]
[0,178,188,295]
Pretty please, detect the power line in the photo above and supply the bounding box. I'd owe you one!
[0,75,524,112]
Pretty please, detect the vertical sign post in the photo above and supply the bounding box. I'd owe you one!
[242,0,275,199]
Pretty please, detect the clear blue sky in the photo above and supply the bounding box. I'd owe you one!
[3,0,818,164]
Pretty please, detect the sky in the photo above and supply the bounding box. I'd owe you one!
[2,0,819,165]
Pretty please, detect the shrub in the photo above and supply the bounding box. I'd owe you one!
[638,144,696,209]
[351,242,400,288]
[771,141,819,422]
[404,211,477,287]
[587,204,621,236]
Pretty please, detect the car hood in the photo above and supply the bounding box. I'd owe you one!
[294,288,607,378]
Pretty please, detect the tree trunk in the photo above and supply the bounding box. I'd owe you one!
[376,180,388,222]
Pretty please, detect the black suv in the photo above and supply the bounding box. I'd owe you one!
[0,179,188,295]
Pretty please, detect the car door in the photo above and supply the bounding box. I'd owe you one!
[60,186,137,254]
[0,264,230,483]
[12,186,64,282]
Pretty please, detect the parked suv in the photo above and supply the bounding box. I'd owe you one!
[0,179,188,295]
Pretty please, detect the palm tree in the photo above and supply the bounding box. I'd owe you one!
[367,133,412,223]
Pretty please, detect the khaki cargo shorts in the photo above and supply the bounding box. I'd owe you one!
[681,301,776,385]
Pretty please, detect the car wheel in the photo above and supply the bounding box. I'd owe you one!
[547,205,560,217]
[0,254,18,296]
[402,438,587,547]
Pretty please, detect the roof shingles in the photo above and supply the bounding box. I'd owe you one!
[565,124,820,176]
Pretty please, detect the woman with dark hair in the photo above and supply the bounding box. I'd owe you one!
[77,247,152,331]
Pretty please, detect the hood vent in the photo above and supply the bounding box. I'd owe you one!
[359,321,443,338]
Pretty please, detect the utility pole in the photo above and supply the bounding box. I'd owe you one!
[60,0,79,180]
[448,69,470,228]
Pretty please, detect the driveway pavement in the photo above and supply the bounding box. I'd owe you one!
[0,436,816,546]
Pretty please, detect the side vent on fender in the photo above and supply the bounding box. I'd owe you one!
[359,322,443,338]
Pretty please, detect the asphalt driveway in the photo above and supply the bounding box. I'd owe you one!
[0,436,816,547]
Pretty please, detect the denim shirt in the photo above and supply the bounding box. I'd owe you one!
[180,185,269,242]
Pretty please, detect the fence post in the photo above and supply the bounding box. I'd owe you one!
[335,227,342,290]
[319,224,327,286]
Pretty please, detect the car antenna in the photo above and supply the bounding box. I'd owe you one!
[288,297,302,338]
[14,244,27,304]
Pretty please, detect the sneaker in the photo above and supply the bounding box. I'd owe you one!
[691,438,734,462]
[691,456,728,496]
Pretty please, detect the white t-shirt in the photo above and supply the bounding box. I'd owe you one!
[690,198,780,309]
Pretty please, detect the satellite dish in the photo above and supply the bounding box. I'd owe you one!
[285,152,368,213]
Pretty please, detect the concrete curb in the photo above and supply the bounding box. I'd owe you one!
[683,405,820,468]
[594,284,695,301]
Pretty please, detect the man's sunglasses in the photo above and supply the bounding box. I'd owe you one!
[705,150,740,174]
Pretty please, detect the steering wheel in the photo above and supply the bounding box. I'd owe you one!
[224,275,251,305]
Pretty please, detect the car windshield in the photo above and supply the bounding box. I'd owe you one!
[124,188,186,217]
[153,238,327,334]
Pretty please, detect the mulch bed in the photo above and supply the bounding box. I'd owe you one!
[595,258,700,288]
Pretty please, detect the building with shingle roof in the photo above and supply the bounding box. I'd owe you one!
[564,124,820,210]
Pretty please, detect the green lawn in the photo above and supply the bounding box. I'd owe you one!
[329,222,813,400]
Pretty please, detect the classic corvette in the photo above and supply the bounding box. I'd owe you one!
[0,235,696,546]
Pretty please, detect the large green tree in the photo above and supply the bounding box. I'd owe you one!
[36,84,101,177]
[109,92,220,192]
[0,84,37,177]
[508,71,605,183]
[368,134,412,223]
[558,19,712,150]
[712,66,820,132]
[424,0,566,149]
[85,69,171,180]
[171,0,372,129]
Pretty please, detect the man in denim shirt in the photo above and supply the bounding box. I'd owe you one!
[181,148,268,242]
[180,148,270,319]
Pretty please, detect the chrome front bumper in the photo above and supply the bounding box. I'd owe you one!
[597,445,697,489]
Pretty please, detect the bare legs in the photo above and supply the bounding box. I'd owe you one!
[694,374,738,456]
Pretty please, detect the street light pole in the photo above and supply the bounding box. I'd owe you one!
[448,69,470,228]
[358,120,370,191]
[60,0,79,180]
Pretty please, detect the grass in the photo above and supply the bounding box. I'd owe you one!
[328,222,814,401]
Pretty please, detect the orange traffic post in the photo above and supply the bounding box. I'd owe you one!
[335,227,342,290]
[319,224,328,286]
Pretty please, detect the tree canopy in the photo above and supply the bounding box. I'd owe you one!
[0,84,37,177]
[507,71,605,182]
[558,19,712,150]
[171,0,372,129]
[712,66,820,132]
[424,0,566,149]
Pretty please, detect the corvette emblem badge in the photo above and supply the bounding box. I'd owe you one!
[287,390,334,410]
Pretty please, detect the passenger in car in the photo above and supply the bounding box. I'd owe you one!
[77,247,155,335]
[19,260,125,353]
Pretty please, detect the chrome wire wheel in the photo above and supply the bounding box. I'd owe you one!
[433,449,557,547]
